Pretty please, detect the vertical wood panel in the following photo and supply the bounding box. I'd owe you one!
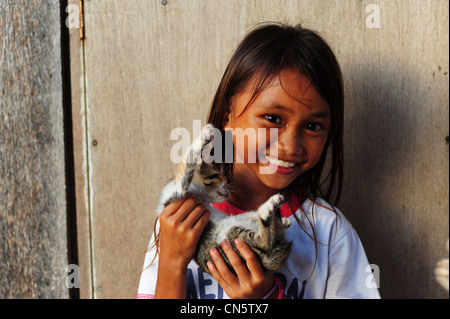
[68,0,93,299]
[0,0,69,298]
[76,0,448,298]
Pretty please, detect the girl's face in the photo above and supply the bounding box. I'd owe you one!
[224,69,331,192]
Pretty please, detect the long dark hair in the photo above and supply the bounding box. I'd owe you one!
[207,22,344,206]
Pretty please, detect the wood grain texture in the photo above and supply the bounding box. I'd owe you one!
[0,0,69,298]
[338,0,449,299]
[76,0,448,298]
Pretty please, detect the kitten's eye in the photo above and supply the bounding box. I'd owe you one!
[306,123,324,132]
[264,114,282,124]
[207,174,221,180]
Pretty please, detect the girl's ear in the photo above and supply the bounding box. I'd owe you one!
[223,121,230,130]
[222,107,233,130]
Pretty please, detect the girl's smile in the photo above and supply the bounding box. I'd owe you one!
[224,69,331,209]
[264,155,300,175]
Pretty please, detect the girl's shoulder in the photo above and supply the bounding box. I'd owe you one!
[288,196,354,247]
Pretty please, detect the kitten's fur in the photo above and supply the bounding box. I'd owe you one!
[157,124,292,273]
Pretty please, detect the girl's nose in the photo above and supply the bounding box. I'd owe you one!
[278,126,304,155]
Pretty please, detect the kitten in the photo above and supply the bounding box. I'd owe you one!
[156,124,292,273]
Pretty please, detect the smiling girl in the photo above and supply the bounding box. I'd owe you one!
[137,23,380,299]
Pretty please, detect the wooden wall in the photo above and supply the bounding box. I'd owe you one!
[69,0,449,299]
[338,1,449,298]
[0,0,69,298]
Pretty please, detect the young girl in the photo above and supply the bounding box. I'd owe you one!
[137,23,381,299]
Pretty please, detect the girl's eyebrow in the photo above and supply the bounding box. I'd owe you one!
[263,105,331,119]
[262,105,294,113]
[310,111,331,120]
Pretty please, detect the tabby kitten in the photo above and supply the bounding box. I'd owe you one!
[157,124,292,273]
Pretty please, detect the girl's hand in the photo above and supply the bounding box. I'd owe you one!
[207,238,275,299]
[159,196,211,269]
[155,196,210,298]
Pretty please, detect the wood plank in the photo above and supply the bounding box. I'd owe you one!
[0,0,69,298]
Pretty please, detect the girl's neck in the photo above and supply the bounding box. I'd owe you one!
[227,164,279,211]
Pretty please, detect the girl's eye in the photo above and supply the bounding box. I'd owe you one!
[264,114,282,124]
[306,123,323,132]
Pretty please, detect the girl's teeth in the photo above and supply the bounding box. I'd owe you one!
[267,157,296,168]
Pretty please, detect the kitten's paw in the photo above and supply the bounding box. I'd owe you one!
[282,217,292,229]
[270,194,284,205]
[258,194,284,221]
[258,204,273,221]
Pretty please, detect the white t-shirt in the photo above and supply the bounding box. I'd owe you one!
[137,197,381,299]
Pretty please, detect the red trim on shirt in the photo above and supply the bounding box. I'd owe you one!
[212,193,305,218]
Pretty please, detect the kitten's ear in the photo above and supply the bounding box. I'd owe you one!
[174,124,218,187]
[201,136,215,164]
[191,124,217,164]
[200,124,215,148]
[189,124,214,164]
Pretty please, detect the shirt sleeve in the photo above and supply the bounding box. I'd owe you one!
[325,227,381,299]
[136,220,160,299]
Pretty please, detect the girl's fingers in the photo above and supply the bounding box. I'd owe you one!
[209,247,240,287]
[233,238,265,277]
[171,197,200,223]
[184,202,206,224]
[207,260,219,278]
[161,196,187,217]
[209,240,274,299]
[220,240,251,282]
[207,260,232,292]
[191,208,211,232]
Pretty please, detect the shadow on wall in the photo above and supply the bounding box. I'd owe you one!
[340,58,449,299]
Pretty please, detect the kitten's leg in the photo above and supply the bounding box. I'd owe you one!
[224,194,292,272]
[249,194,284,251]
[255,194,292,271]
[225,194,288,271]
[258,194,290,228]
[281,217,291,229]
[258,194,284,224]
